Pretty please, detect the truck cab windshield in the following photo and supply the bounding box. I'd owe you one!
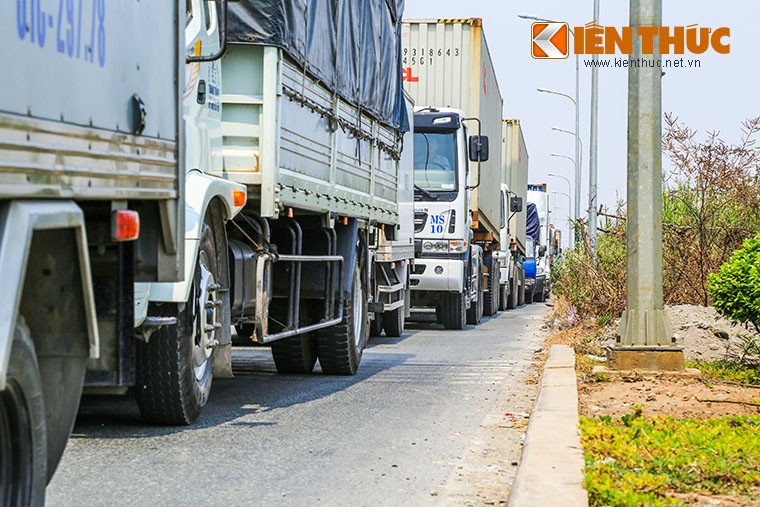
[414,132,458,197]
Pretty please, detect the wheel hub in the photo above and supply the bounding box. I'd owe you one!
[193,251,220,381]
[352,272,364,350]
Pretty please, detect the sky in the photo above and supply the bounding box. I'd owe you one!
[403,1,759,248]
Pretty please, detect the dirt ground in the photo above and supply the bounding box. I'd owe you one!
[568,305,760,506]
[578,304,760,420]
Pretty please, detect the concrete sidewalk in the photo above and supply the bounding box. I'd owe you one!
[507,345,588,506]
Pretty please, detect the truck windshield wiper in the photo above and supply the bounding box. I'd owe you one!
[414,184,438,200]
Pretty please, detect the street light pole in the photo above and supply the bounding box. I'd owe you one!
[551,191,572,247]
[538,88,580,225]
[611,0,681,371]
[588,0,600,256]
[548,173,572,199]
[552,127,583,181]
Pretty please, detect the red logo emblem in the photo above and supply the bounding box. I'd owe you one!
[402,67,419,83]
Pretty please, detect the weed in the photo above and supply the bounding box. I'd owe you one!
[581,413,760,506]
[687,359,760,385]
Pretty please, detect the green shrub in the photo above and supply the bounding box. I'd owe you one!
[708,233,760,333]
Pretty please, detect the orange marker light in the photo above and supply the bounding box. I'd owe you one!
[112,210,140,242]
[232,189,247,207]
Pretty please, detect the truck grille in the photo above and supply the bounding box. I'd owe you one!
[414,212,427,233]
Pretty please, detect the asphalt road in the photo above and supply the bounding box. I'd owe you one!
[47,303,547,507]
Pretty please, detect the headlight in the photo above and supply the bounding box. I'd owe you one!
[448,240,468,253]
[422,240,448,252]
[537,266,545,275]
[421,240,469,254]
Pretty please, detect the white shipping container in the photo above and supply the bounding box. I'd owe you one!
[401,18,504,238]
[503,120,529,255]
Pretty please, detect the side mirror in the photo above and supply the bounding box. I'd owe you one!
[539,245,547,257]
[468,135,489,162]
[510,196,523,212]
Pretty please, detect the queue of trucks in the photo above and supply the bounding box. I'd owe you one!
[1,3,544,502]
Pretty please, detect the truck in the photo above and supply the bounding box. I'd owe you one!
[214,0,412,375]
[499,119,530,310]
[527,183,552,302]
[0,0,201,500]
[401,18,513,328]
[524,201,540,304]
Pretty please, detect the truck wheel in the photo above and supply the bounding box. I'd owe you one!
[370,314,384,337]
[466,265,483,325]
[0,319,46,506]
[135,222,221,425]
[507,269,520,310]
[442,292,467,330]
[271,333,318,374]
[483,257,500,317]
[316,259,368,375]
[383,307,405,337]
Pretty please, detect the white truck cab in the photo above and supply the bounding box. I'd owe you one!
[410,107,488,329]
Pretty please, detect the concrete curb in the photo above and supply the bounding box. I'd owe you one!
[507,345,588,507]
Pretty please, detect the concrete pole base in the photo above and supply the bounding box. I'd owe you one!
[606,346,685,371]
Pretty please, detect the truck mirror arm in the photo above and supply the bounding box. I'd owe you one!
[462,117,481,190]
[187,0,234,63]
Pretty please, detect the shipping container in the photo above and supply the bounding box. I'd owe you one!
[503,119,529,255]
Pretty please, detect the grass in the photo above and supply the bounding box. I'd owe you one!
[581,409,760,506]
[687,359,760,386]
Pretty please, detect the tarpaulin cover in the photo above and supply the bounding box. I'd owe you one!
[228,0,408,131]
[526,202,541,246]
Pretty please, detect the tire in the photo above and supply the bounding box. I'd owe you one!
[370,314,384,337]
[271,333,317,374]
[466,264,483,325]
[498,284,507,312]
[483,257,500,317]
[442,291,467,330]
[316,258,368,375]
[135,221,222,425]
[506,275,517,310]
[0,319,46,507]
[383,307,405,338]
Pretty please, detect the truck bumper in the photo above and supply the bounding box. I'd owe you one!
[410,258,465,292]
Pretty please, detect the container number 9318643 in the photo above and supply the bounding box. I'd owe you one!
[16,0,106,68]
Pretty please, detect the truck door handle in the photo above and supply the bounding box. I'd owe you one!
[197,80,207,104]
